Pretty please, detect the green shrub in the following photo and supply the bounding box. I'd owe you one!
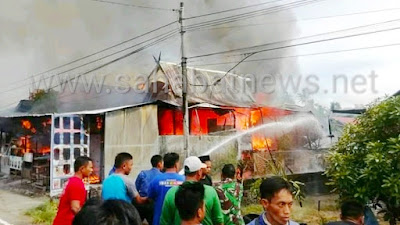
[325,96,400,225]
[25,199,58,225]
[211,146,239,179]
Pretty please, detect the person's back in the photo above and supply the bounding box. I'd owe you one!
[73,199,141,225]
[147,153,184,225]
[161,182,222,225]
[136,168,162,196]
[160,156,223,225]
[175,182,206,225]
[134,155,163,225]
[325,222,358,225]
[101,153,140,203]
[135,155,163,197]
[325,200,365,225]
[102,174,135,203]
[214,164,244,225]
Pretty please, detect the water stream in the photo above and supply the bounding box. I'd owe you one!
[202,113,323,156]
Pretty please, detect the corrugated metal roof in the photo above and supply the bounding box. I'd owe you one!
[149,62,256,107]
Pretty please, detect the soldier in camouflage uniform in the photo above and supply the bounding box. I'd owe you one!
[214,164,245,225]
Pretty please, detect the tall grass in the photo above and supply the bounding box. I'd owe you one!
[25,199,58,225]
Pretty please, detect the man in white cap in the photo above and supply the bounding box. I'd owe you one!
[160,156,224,225]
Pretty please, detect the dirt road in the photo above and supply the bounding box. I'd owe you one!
[0,189,46,225]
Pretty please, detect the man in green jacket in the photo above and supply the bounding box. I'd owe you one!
[214,164,244,225]
[160,156,224,225]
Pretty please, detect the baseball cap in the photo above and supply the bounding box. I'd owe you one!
[184,156,207,173]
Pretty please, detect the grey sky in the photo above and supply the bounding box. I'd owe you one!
[0,0,399,111]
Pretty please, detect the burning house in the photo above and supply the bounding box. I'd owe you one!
[0,116,52,189]
[0,113,104,194]
[0,61,324,196]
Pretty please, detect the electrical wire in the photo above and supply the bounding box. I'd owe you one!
[2,20,178,89]
[89,0,175,11]
[0,31,179,111]
[0,29,179,96]
[197,25,400,85]
[56,33,178,101]
[186,7,400,32]
[184,0,287,20]
[188,18,400,59]
[48,32,179,90]
[184,0,326,30]
[190,42,400,67]
[185,0,314,28]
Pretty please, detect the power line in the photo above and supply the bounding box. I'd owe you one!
[184,0,326,30]
[226,26,400,58]
[192,26,400,86]
[90,0,175,11]
[186,7,400,32]
[0,31,179,111]
[47,32,179,91]
[188,18,400,59]
[185,0,315,28]
[189,52,257,87]
[2,20,178,89]
[212,53,256,85]
[184,0,286,20]
[190,42,400,67]
[56,33,177,102]
[0,29,179,95]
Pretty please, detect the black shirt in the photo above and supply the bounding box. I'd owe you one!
[199,174,213,186]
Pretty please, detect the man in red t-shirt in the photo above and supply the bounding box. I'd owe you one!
[53,156,93,225]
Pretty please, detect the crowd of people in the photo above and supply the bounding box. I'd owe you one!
[52,154,374,225]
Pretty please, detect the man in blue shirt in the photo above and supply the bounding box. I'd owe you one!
[136,155,163,197]
[134,155,163,225]
[147,152,185,225]
[247,177,299,225]
[108,166,116,175]
[102,152,147,204]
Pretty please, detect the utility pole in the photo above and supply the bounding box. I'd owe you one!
[179,2,190,157]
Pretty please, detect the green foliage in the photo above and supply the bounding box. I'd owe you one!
[25,199,58,225]
[210,146,239,179]
[248,152,305,204]
[241,203,263,216]
[31,89,58,113]
[325,96,400,224]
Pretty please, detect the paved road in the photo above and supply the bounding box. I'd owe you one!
[0,189,46,225]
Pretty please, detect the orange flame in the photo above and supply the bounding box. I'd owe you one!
[39,147,51,154]
[96,116,103,130]
[237,118,249,130]
[250,110,262,126]
[19,136,32,153]
[251,136,273,151]
[85,174,101,184]
[21,120,32,129]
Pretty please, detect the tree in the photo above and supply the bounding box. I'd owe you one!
[325,96,400,225]
[30,89,58,113]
